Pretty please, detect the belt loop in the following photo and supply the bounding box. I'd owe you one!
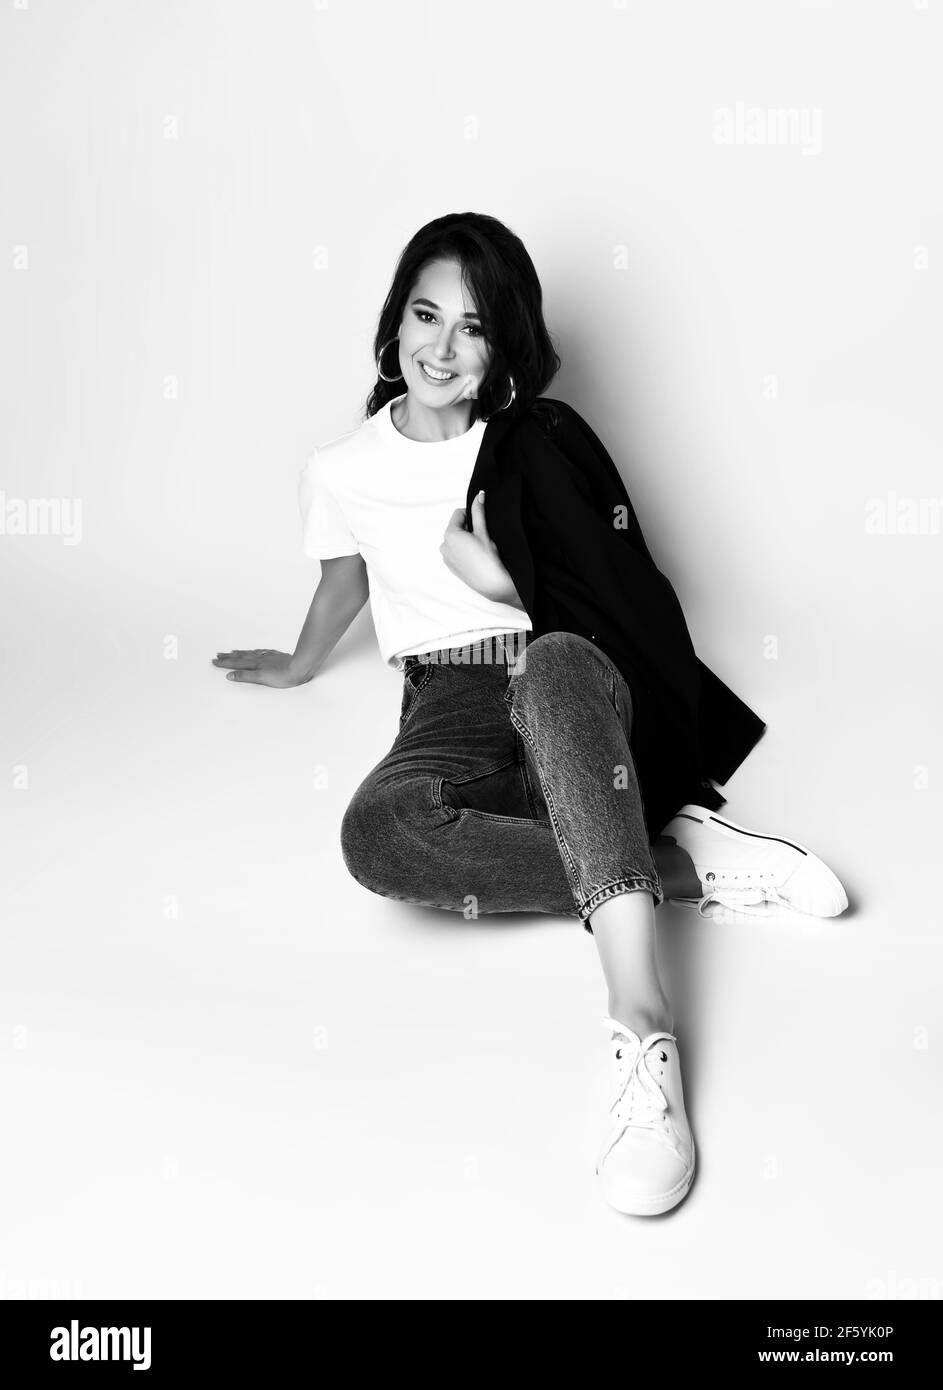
[499,633,512,678]
[503,630,527,676]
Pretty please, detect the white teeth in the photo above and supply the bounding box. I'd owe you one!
[420,362,455,380]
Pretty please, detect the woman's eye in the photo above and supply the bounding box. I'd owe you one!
[414,310,482,337]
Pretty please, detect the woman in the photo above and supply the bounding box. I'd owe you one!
[213,212,847,1216]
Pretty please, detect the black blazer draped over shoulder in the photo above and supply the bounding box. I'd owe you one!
[463,396,767,841]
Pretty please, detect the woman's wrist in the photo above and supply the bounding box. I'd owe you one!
[288,651,320,682]
[487,571,525,608]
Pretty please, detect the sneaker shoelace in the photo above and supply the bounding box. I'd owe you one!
[673,883,794,918]
[601,1019,687,1164]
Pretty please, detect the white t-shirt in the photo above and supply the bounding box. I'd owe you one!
[298,392,533,670]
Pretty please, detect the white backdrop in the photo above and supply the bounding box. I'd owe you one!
[2,0,941,1301]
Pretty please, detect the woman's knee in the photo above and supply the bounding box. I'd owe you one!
[339,784,379,886]
[339,779,420,896]
[514,630,615,695]
[510,630,634,738]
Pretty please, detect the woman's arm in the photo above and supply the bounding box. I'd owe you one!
[213,553,369,687]
[291,554,369,677]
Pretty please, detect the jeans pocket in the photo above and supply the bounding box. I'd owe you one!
[399,661,432,728]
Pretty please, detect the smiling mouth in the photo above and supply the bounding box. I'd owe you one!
[419,361,458,382]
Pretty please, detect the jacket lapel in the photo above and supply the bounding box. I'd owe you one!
[466,410,536,621]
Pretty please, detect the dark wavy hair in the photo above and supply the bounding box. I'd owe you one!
[363,212,562,429]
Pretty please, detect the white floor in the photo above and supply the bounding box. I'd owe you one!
[2,556,941,1302]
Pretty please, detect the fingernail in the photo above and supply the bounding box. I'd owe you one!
[477,489,485,501]
[227,672,234,679]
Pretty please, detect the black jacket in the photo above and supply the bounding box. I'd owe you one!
[463,396,767,840]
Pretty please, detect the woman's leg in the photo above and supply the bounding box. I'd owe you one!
[339,647,583,919]
[590,893,673,1036]
[502,632,674,1032]
[340,632,698,933]
[502,632,661,924]
[341,632,694,1215]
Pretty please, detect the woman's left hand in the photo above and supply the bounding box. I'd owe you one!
[440,491,523,607]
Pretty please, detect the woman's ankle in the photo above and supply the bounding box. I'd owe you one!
[606,996,675,1037]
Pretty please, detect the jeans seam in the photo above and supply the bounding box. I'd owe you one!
[453,807,558,828]
[515,731,544,818]
[399,663,433,730]
[605,652,659,847]
[443,753,519,787]
[504,682,543,813]
[433,753,523,820]
[506,640,660,919]
[505,705,586,902]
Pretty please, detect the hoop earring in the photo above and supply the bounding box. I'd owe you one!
[376,337,403,383]
[492,373,517,413]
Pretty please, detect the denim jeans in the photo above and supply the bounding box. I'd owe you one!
[339,630,663,934]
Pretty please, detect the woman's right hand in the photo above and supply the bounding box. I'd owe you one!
[212,649,314,688]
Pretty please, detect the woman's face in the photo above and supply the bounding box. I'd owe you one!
[396,259,493,408]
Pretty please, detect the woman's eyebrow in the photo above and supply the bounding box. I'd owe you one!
[411,297,481,321]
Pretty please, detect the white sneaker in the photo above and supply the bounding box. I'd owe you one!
[662,804,848,919]
[596,1017,695,1216]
